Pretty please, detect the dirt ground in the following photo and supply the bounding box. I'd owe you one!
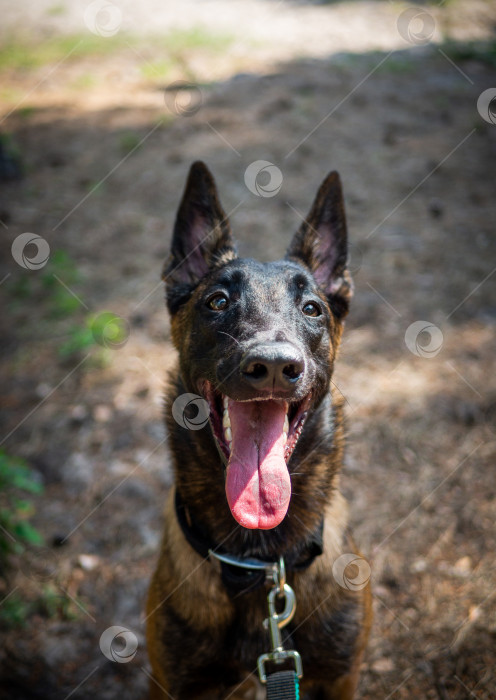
[0,1,495,698]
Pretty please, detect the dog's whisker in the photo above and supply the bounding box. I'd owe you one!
[292,486,328,500]
[217,330,242,346]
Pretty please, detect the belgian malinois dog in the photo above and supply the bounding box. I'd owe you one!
[146,162,372,699]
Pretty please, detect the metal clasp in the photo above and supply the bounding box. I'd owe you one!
[257,558,303,683]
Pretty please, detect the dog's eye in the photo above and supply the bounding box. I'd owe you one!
[302,301,321,317]
[207,293,229,311]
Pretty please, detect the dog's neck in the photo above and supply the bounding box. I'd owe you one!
[174,487,325,595]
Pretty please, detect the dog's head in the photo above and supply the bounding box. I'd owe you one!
[164,162,352,531]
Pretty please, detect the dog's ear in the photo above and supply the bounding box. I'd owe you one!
[286,171,352,319]
[164,161,236,312]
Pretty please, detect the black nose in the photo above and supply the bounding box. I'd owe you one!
[240,343,304,392]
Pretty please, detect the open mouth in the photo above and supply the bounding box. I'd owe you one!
[202,381,311,530]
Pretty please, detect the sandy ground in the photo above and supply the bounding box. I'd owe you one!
[0,0,495,698]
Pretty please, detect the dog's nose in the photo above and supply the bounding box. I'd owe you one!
[240,343,304,392]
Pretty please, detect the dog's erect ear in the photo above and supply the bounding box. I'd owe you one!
[164,161,236,311]
[286,171,353,318]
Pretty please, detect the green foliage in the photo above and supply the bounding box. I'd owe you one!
[9,248,82,319]
[0,585,80,628]
[382,57,415,75]
[59,311,128,358]
[37,249,83,317]
[0,592,30,628]
[90,311,128,346]
[0,450,43,567]
[0,34,131,72]
[36,584,78,620]
[16,105,37,118]
[0,28,234,75]
[0,453,82,628]
[8,248,128,360]
[59,323,96,358]
[141,27,234,83]
[140,58,175,81]
[41,249,80,289]
[0,452,42,496]
[164,26,234,53]
[441,40,496,68]
[50,288,82,317]
[119,131,142,155]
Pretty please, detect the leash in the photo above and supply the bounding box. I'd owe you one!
[207,552,302,697]
[257,557,302,700]
[174,491,312,698]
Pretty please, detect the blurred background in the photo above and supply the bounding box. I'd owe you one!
[0,1,495,698]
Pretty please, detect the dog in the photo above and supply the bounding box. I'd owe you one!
[146,162,372,699]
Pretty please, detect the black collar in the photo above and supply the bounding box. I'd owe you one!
[175,489,324,597]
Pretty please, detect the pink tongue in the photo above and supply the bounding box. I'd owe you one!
[225,400,291,530]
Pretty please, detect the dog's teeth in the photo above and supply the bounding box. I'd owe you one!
[225,427,232,443]
[282,431,287,443]
[283,415,289,433]
[222,410,231,429]
[223,396,229,410]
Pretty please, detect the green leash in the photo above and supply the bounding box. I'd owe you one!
[266,670,300,700]
[257,558,303,700]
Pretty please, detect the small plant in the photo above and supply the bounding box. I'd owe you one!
[0,451,46,628]
[8,247,128,360]
[0,450,43,574]
[37,583,78,620]
[0,591,30,627]
[40,249,82,316]
[59,310,129,359]
[8,248,84,327]
[59,320,96,358]
[119,131,142,155]
[0,584,80,628]
[42,249,79,288]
